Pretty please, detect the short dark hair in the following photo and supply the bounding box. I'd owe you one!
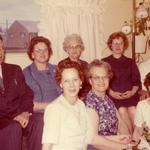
[27,36,53,61]
[144,72,150,91]
[0,35,3,41]
[107,31,129,51]
[55,59,84,85]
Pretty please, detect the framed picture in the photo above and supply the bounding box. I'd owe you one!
[0,0,39,53]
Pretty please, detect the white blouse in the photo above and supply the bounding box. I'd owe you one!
[134,98,150,128]
[42,95,93,150]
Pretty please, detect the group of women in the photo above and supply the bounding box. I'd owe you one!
[23,32,150,150]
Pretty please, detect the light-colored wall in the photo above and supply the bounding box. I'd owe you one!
[5,0,149,68]
[102,0,132,58]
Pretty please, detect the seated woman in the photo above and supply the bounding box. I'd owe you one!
[103,32,141,134]
[58,33,91,98]
[42,59,130,150]
[84,59,129,150]
[133,72,150,144]
[23,36,61,150]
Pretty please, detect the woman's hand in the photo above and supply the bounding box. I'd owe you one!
[115,134,131,144]
[109,89,124,100]
[122,90,134,99]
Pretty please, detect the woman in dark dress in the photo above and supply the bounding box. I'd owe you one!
[103,31,141,134]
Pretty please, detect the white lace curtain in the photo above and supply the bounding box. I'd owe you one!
[37,0,106,64]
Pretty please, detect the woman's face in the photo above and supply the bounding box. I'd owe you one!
[89,66,109,96]
[60,68,82,99]
[111,37,124,55]
[32,42,49,64]
[65,39,83,61]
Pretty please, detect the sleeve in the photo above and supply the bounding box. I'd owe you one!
[85,110,95,144]
[134,102,144,127]
[17,66,33,113]
[138,63,147,90]
[42,104,60,144]
[131,60,141,89]
[84,96,98,112]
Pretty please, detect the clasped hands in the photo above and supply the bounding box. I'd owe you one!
[109,90,135,100]
[13,112,32,128]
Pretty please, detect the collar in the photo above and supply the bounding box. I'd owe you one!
[88,90,109,102]
[60,94,80,108]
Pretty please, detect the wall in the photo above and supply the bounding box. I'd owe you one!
[5,0,149,68]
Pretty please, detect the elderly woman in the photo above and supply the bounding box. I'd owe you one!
[23,36,61,150]
[42,59,130,150]
[84,59,129,150]
[58,33,90,98]
[133,72,150,144]
[103,32,141,134]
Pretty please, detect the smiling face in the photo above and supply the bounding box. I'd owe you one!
[89,66,110,96]
[32,42,50,64]
[111,37,124,55]
[65,39,83,61]
[60,68,82,101]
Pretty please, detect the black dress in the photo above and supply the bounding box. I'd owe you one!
[103,55,141,108]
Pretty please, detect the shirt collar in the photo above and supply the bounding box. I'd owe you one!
[60,94,80,108]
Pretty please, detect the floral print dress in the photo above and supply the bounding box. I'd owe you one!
[84,90,118,135]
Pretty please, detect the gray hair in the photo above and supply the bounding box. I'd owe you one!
[63,33,84,51]
[88,59,113,79]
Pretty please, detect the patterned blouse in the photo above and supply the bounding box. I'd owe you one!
[84,90,118,135]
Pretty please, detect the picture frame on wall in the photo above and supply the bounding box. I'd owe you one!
[0,0,40,53]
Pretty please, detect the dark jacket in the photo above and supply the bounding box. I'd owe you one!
[0,63,33,128]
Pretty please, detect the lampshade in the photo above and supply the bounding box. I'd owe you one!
[136,3,148,19]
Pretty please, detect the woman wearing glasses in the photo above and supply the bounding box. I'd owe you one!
[84,59,129,150]
[42,59,130,150]
[58,33,90,98]
[23,36,61,150]
[103,32,141,134]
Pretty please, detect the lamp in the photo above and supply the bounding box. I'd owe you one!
[122,0,150,63]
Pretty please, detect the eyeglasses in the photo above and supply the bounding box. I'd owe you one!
[90,75,109,81]
[112,42,124,46]
[34,48,48,53]
[66,45,82,50]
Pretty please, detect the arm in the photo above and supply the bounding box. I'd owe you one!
[117,110,130,134]
[17,66,33,113]
[42,143,53,150]
[138,90,150,100]
[132,126,143,144]
[14,112,32,128]
[132,101,144,144]
[33,101,49,110]
[42,104,60,147]
[109,88,124,100]
[122,86,139,99]
[86,108,129,150]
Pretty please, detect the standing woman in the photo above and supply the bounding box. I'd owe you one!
[42,59,130,150]
[23,36,61,150]
[103,31,141,134]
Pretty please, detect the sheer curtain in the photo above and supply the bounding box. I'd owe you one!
[37,0,106,64]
